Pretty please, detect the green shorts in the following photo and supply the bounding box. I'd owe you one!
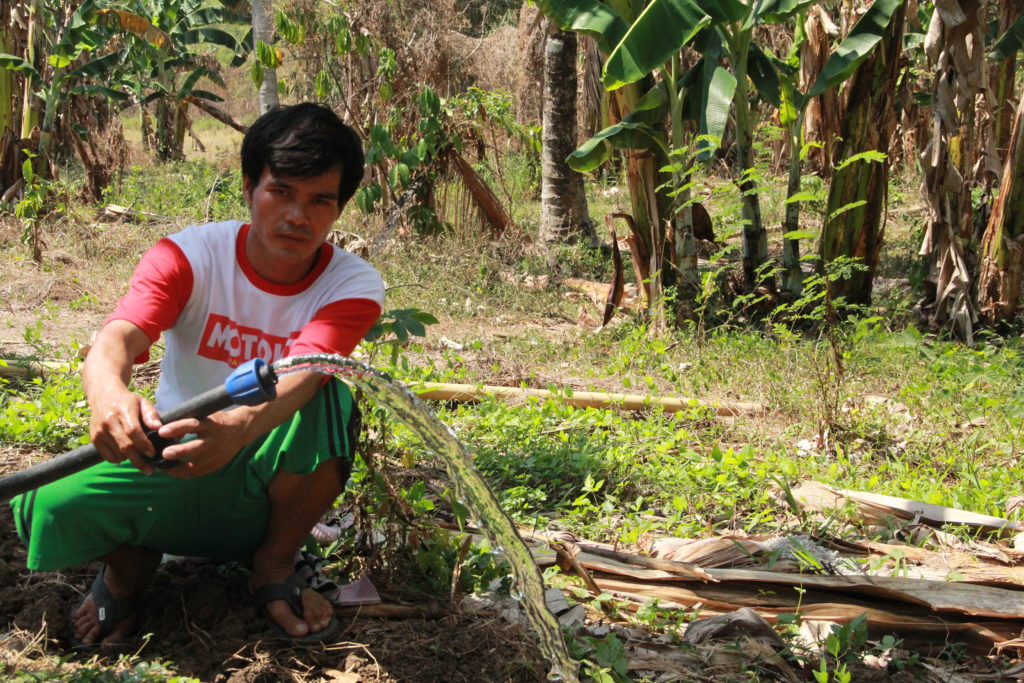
[11,379,356,571]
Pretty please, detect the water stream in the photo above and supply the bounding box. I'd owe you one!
[273,353,578,682]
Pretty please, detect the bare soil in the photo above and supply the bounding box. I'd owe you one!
[0,503,549,681]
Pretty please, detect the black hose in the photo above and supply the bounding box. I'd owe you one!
[0,362,277,500]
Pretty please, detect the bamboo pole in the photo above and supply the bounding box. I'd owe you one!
[0,362,767,417]
[0,360,75,377]
[412,382,766,416]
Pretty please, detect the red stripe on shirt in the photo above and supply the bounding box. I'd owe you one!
[107,238,194,362]
[289,298,382,358]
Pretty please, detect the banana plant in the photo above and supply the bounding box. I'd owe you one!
[99,0,249,160]
[769,0,905,297]
[0,0,129,177]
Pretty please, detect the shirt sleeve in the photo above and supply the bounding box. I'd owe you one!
[289,298,383,358]
[107,238,194,363]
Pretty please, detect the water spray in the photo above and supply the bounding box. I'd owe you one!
[0,354,578,681]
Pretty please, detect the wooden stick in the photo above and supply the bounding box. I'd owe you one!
[0,360,75,378]
[336,603,446,619]
[413,382,766,416]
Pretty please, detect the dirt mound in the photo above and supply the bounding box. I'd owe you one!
[0,503,547,681]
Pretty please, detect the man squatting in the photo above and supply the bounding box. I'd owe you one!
[10,102,384,647]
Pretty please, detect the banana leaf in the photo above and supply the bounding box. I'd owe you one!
[535,0,630,54]
[603,0,710,90]
[0,54,40,83]
[178,28,242,51]
[697,57,736,157]
[693,0,746,23]
[806,0,904,99]
[990,10,1024,60]
[67,84,129,101]
[188,89,224,103]
[66,50,125,81]
[567,121,659,172]
[755,0,817,24]
[747,44,781,108]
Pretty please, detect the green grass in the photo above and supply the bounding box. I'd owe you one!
[4,123,1022,680]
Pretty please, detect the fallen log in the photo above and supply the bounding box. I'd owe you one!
[413,382,766,417]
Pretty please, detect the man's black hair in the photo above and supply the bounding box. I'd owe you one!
[241,103,364,205]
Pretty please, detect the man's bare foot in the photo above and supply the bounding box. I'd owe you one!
[250,561,335,638]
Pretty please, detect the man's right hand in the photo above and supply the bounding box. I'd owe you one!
[88,387,163,475]
[82,320,160,474]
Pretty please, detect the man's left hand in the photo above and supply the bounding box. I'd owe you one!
[156,411,251,478]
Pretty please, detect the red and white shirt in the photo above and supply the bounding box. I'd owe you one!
[109,220,384,410]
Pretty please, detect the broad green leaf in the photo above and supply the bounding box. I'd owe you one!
[0,54,40,83]
[747,45,780,108]
[697,60,736,159]
[629,81,670,124]
[67,84,129,101]
[535,0,630,54]
[49,54,73,69]
[693,0,746,23]
[834,149,886,170]
[67,51,124,81]
[183,28,241,51]
[806,0,903,99]
[777,72,803,126]
[567,121,656,171]
[567,136,612,172]
[783,229,817,239]
[189,89,224,102]
[829,199,868,220]
[177,67,208,98]
[784,191,819,204]
[190,7,249,25]
[255,40,279,69]
[315,70,331,99]
[249,61,263,88]
[990,10,1024,60]
[231,28,254,67]
[756,0,817,24]
[603,0,710,90]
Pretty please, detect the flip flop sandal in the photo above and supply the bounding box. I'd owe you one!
[70,565,140,652]
[252,573,340,643]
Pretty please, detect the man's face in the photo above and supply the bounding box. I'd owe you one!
[243,164,344,283]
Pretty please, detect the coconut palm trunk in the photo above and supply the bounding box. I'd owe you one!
[251,0,279,114]
[539,24,595,248]
[978,85,1024,324]
[819,0,906,305]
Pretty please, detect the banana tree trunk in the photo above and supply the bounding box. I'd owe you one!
[919,0,995,340]
[782,114,804,297]
[820,0,906,306]
[729,27,768,289]
[19,0,41,142]
[540,24,595,248]
[0,0,14,143]
[978,85,1024,324]
[251,0,279,114]
[990,0,1024,159]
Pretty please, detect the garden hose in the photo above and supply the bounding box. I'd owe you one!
[0,358,278,500]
